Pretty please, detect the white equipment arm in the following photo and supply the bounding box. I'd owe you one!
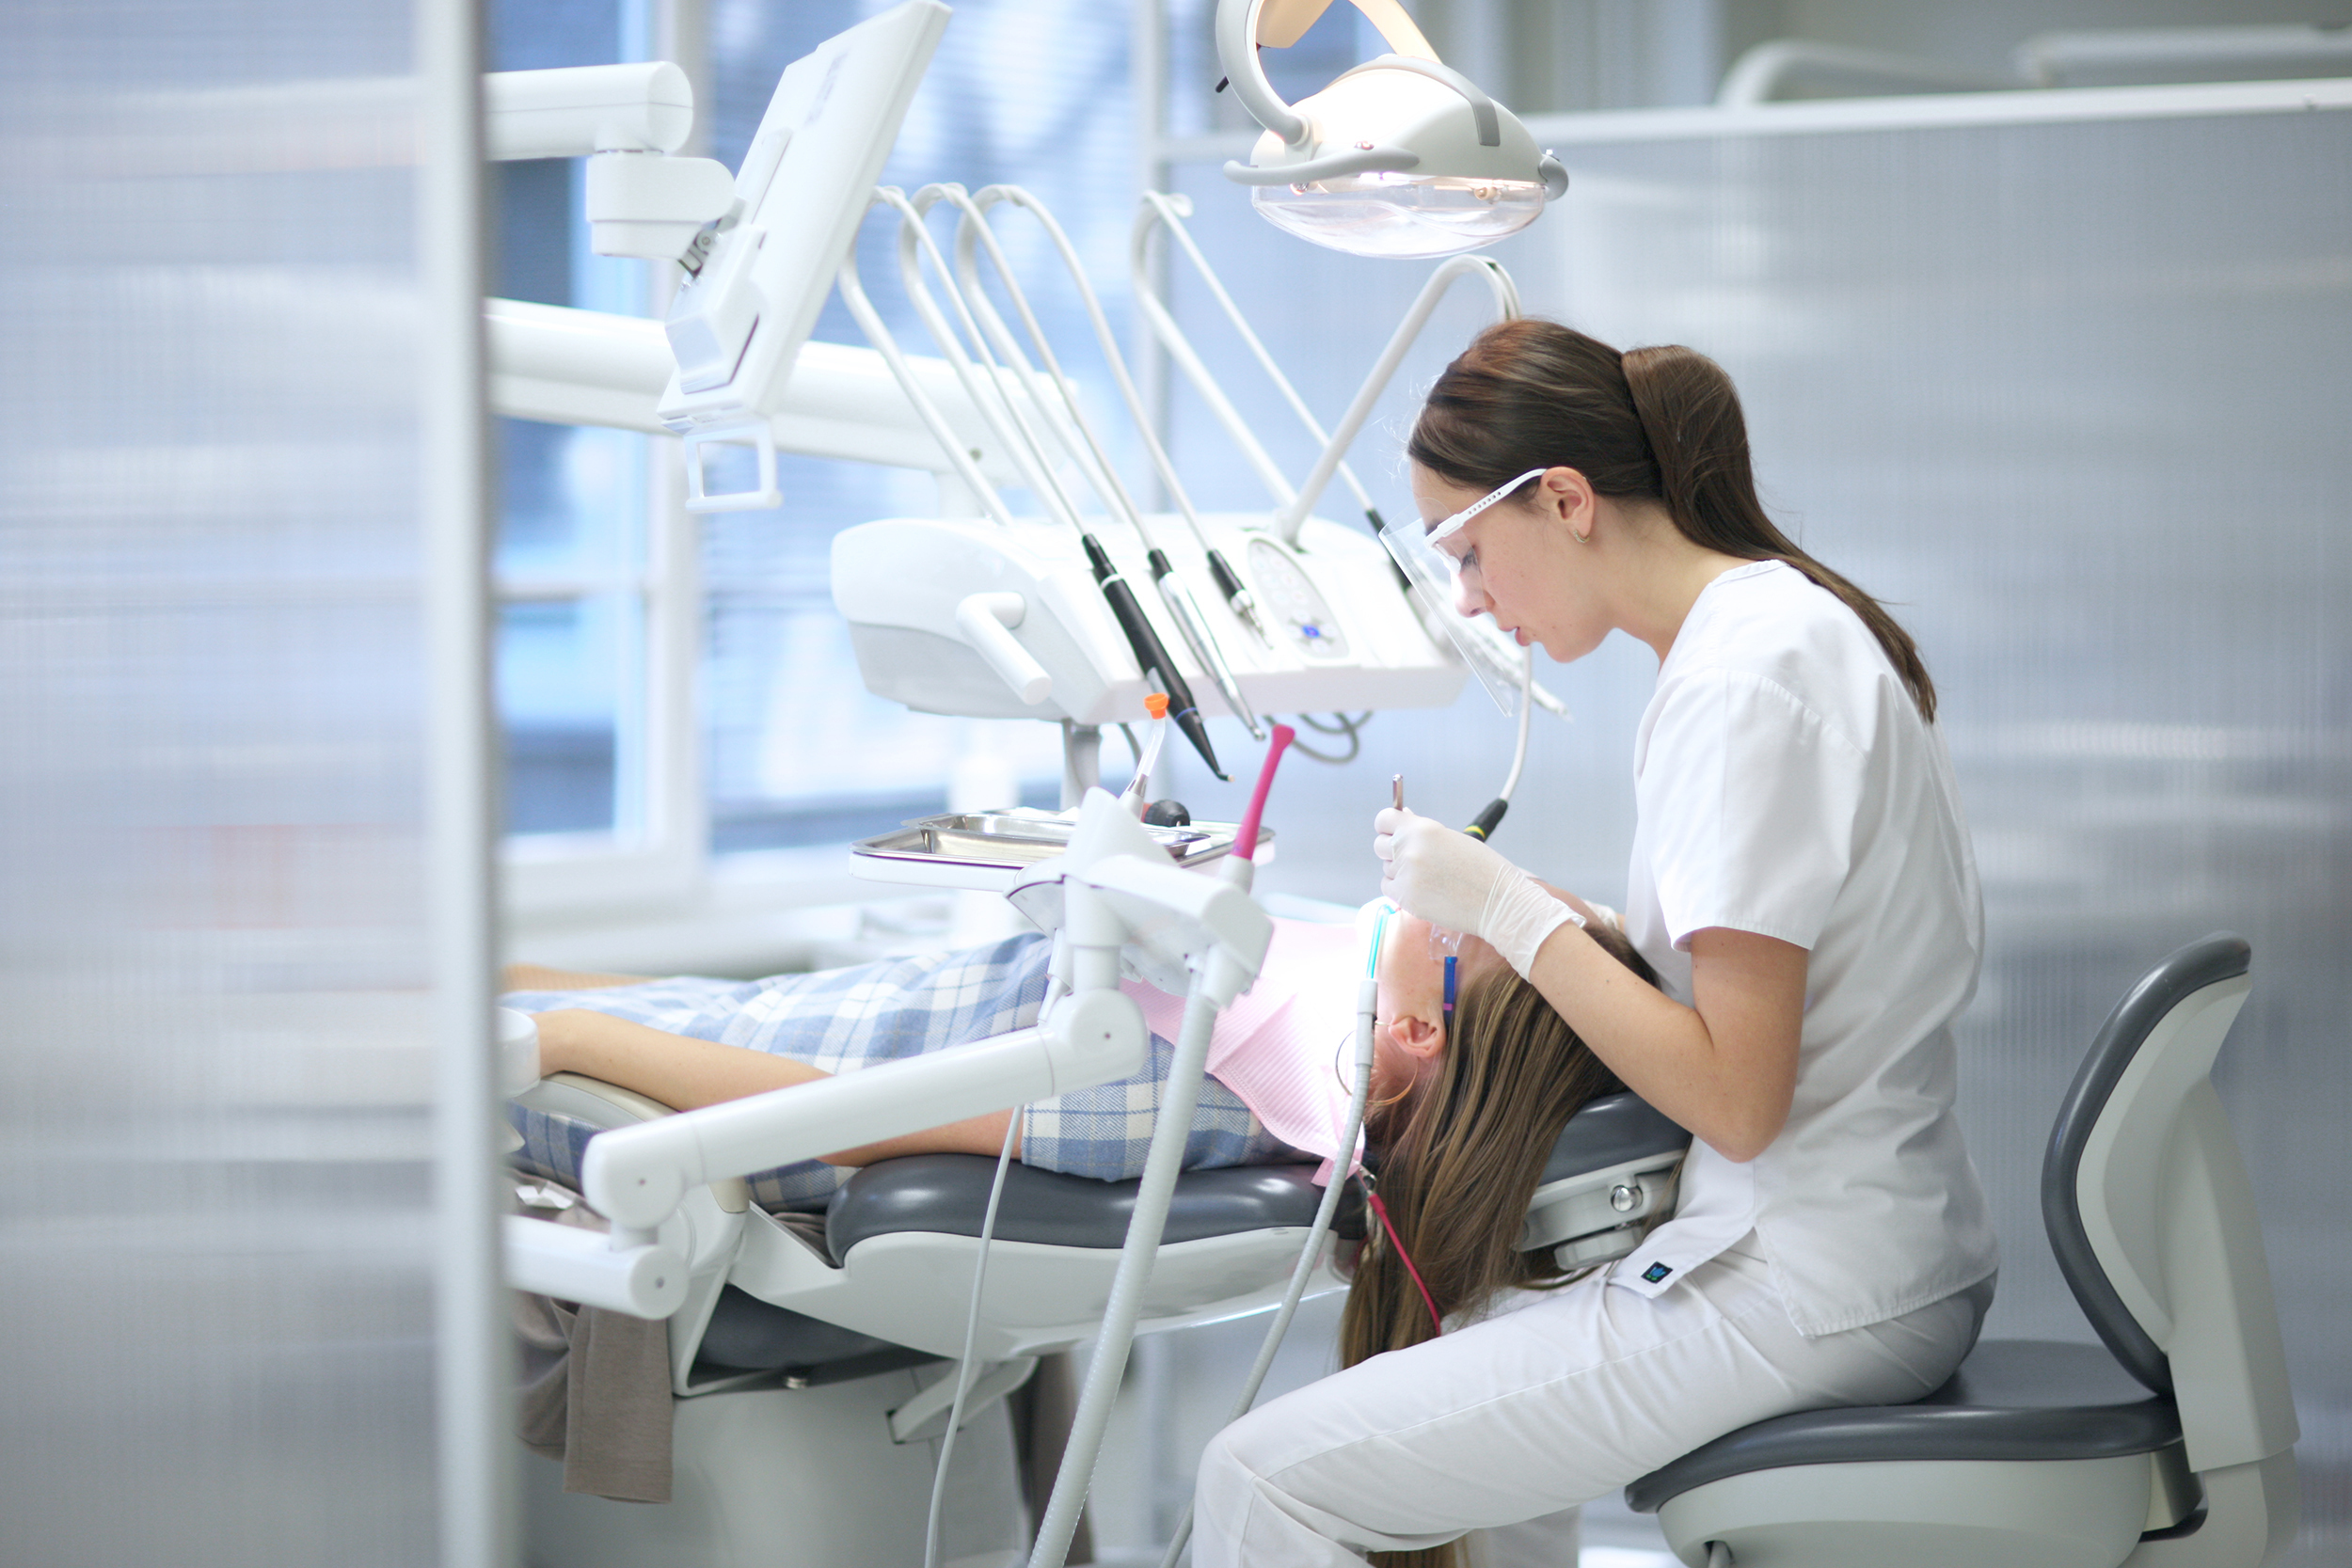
[580,987,1142,1233]
[484,297,1037,483]
[483,64,736,261]
[1277,252,1519,542]
[1131,191,1380,523]
[503,1212,689,1319]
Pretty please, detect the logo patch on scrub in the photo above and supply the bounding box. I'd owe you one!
[1642,1262,1674,1284]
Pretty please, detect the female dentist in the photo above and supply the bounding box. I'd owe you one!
[1192,320,1998,1568]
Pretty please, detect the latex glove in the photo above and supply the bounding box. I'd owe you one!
[1373,807,1582,977]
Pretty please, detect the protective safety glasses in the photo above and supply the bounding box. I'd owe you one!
[1376,469,1549,716]
[1429,467,1550,547]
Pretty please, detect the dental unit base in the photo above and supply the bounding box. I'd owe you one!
[511,1082,1689,1568]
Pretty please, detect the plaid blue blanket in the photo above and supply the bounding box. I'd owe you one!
[503,933,1295,1212]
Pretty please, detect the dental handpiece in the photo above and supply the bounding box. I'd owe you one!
[1082,534,1227,780]
[1151,549,1263,741]
[1206,547,1272,648]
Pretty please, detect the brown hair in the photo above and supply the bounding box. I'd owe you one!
[1408,318,1937,722]
[1339,924,1662,1568]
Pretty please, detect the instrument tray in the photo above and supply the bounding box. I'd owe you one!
[850,809,1263,873]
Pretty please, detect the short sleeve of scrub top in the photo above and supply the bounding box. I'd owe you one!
[1636,667,1867,954]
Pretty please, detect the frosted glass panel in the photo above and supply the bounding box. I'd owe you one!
[1155,103,2350,1558]
[0,2,463,1562]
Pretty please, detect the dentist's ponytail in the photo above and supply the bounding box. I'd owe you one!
[1410,320,1937,722]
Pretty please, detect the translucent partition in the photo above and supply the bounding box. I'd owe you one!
[1150,91,2351,1558]
[0,3,499,1564]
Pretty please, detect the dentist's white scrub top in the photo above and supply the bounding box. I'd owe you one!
[1613,560,1998,1336]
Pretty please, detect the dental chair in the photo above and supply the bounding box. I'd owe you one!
[514,1040,1689,1568]
[1627,932,2299,1568]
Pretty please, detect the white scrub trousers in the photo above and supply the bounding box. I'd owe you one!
[1193,1236,1985,1568]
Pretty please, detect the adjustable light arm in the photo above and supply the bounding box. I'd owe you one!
[1216,0,1440,150]
[1218,0,1308,148]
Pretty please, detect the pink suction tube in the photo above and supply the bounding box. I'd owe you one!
[1234,724,1295,862]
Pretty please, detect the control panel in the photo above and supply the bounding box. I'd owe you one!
[1247,536,1350,661]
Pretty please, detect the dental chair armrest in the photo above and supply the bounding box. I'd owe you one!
[516,1072,751,1214]
[535,1070,683,1124]
[504,1212,690,1319]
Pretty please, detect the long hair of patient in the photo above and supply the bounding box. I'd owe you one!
[1341,929,1659,1568]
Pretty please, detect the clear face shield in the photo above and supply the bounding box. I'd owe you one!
[1377,468,1549,717]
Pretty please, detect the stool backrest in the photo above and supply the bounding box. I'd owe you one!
[2041,932,2298,1472]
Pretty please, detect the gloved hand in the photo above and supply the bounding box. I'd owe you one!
[1373,806,1582,978]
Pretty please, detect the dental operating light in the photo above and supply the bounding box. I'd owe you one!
[1216,0,1566,259]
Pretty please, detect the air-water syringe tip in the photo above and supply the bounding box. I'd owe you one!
[1144,692,1169,719]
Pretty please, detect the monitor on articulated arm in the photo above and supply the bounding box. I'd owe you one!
[481,1,952,513]
[655,1,950,511]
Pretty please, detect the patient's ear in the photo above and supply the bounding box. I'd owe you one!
[1387,1011,1446,1061]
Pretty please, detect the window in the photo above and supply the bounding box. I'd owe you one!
[491,0,702,917]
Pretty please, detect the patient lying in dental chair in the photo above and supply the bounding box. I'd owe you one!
[502,902,1662,1510]
[502,903,1656,1225]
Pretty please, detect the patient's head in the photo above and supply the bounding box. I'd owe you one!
[1367,904,1654,1107]
[1344,920,1661,1367]
[1367,905,1508,1105]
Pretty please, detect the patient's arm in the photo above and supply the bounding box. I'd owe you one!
[533,1007,1022,1164]
[502,961,658,991]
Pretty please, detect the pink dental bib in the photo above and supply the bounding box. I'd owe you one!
[1120,916,1363,1177]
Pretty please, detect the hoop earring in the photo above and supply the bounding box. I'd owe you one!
[1335,1034,1417,1113]
[1571,525,1592,545]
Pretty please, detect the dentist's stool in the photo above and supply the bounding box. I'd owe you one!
[1627,933,2299,1568]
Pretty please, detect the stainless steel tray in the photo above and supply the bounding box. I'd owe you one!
[850,808,1262,872]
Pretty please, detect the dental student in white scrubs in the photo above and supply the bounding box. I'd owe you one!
[1191,320,1999,1568]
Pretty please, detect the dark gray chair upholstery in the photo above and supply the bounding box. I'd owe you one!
[697,1087,1690,1380]
[1536,1090,1689,1187]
